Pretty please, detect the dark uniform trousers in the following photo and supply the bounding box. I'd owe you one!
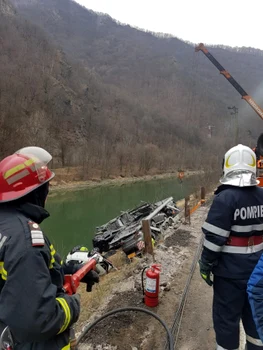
[214,276,262,350]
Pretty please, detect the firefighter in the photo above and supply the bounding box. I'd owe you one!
[199,144,263,350]
[0,147,99,349]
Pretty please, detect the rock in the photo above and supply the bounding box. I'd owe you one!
[160,281,168,287]
[168,217,174,226]
[144,253,154,264]
[158,244,168,251]
[134,279,142,291]
[50,180,58,186]
[164,283,171,291]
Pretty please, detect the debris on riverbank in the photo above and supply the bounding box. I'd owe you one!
[92,196,179,256]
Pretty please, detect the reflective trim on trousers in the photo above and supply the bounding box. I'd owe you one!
[246,334,263,346]
[216,344,238,350]
[222,242,263,254]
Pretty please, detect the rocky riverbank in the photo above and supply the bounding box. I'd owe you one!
[49,170,204,192]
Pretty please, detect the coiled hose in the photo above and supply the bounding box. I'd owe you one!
[77,306,174,350]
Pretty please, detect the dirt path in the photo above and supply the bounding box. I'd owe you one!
[175,264,214,350]
[173,206,215,350]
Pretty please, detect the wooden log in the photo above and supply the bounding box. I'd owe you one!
[142,219,154,255]
[184,195,191,224]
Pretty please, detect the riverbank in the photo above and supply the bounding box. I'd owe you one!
[49,170,205,192]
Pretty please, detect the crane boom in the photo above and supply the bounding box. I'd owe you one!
[195,43,263,121]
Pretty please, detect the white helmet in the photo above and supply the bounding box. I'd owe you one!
[220,144,259,187]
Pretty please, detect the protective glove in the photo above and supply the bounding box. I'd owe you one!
[72,293,81,305]
[70,293,81,324]
[81,270,100,292]
[58,293,81,326]
[199,260,213,286]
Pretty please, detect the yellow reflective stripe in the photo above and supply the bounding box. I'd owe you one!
[61,344,70,350]
[201,273,207,280]
[4,157,38,180]
[49,257,55,269]
[49,244,56,269]
[24,158,36,167]
[60,260,63,265]
[56,298,71,334]
[0,261,7,281]
[4,164,26,179]
[50,245,56,255]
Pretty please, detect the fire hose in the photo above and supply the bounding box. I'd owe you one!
[76,307,174,350]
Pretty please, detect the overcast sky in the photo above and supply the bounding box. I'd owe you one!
[75,0,263,50]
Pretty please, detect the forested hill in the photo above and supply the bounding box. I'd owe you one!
[3,0,263,178]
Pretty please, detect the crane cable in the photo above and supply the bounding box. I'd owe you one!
[186,50,200,128]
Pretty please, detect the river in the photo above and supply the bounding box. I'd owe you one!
[42,175,203,257]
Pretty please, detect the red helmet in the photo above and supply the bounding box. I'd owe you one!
[0,147,55,202]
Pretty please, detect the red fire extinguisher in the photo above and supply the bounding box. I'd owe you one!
[142,264,161,307]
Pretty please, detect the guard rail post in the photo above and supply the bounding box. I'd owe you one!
[184,195,191,224]
[142,219,154,255]
[201,186,206,205]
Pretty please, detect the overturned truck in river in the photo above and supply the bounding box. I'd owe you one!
[92,197,180,256]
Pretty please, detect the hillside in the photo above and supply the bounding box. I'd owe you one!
[0,0,105,166]
[11,0,263,125]
[3,0,263,178]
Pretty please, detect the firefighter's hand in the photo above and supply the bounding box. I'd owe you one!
[199,260,213,286]
[81,270,100,292]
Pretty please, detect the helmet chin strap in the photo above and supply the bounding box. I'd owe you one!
[19,182,49,208]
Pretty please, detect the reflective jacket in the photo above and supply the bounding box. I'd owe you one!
[0,202,80,350]
[201,185,263,279]
[247,253,263,341]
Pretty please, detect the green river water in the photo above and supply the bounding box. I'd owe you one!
[42,175,202,257]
